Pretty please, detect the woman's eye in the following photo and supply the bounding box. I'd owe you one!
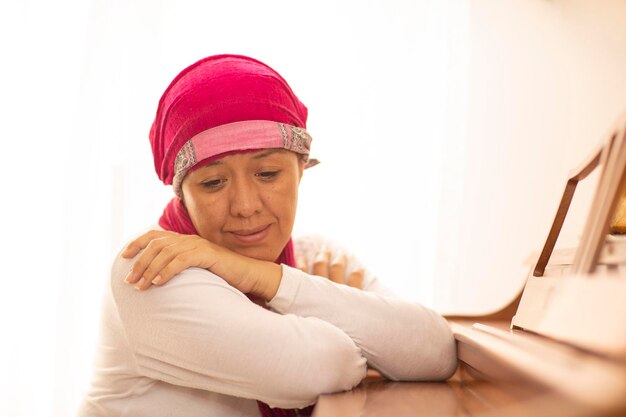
[256,171,280,180]
[200,178,226,189]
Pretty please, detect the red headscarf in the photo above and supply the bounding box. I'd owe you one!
[149,54,313,417]
[150,54,309,186]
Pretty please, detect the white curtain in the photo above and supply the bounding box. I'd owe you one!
[1,1,470,416]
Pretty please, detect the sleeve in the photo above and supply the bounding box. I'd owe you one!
[110,256,367,409]
[287,236,458,381]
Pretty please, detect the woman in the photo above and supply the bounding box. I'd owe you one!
[79,54,457,417]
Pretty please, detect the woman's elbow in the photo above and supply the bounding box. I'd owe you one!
[379,316,458,382]
[267,338,367,408]
[429,334,458,381]
[309,341,367,393]
[418,317,458,381]
[412,316,458,381]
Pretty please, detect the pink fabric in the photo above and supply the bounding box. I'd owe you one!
[187,120,309,156]
[158,197,196,235]
[171,120,312,197]
[149,55,311,417]
[150,54,308,186]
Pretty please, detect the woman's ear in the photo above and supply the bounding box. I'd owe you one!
[297,156,305,182]
[179,179,187,207]
[299,161,305,179]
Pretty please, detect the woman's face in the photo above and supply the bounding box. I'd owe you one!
[181,149,303,261]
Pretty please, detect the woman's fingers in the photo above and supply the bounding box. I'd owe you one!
[135,252,194,290]
[132,241,188,290]
[124,233,368,291]
[148,253,197,287]
[312,246,331,277]
[123,232,210,291]
[125,236,178,287]
[121,230,177,259]
[329,253,346,284]
[347,268,364,289]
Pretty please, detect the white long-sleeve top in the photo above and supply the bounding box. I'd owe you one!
[79,235,457,417]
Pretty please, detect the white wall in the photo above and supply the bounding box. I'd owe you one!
[435,0,626,314]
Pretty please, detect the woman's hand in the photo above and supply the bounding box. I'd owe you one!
[121,230,282,300]
[296,245,364,289]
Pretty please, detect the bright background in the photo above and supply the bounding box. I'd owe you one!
[1,1,625,416]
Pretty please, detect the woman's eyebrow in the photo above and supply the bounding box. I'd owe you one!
[203,160,222,168]
[252,149,282,159]
[202,149,281,168]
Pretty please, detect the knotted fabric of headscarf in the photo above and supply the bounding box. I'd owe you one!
[150,54,315,417]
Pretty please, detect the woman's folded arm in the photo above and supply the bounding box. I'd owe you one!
[268,265,458,381]
[111,257,367,409]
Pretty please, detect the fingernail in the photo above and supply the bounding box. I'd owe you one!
[135,277,145,290]
[152,275,162,285]
[124,271,134,283]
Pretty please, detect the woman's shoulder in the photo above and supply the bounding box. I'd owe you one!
[292,234,348,256]
[292,234,395,296]
[292,234,366,270]
[109,225,161,281]
[292,234,370,264]
[109,226,249,305]
[109,253,238,297]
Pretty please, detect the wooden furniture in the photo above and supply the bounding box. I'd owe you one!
[312,115,626,417]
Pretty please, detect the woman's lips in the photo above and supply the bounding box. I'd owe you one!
[228,224,272,244]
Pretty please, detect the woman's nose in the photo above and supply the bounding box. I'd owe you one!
[229,179,263,218]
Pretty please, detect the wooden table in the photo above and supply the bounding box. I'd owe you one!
[312,320,626,417]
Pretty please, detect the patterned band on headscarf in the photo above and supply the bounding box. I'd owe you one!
[172,120,317,197]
